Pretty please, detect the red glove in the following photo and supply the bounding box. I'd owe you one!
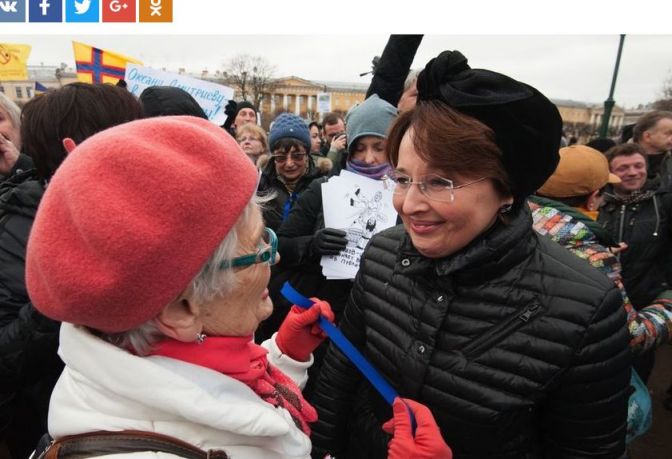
[275,299,335,362]
[382,398,452,459]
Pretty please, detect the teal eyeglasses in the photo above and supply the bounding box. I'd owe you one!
[220,227,278,269]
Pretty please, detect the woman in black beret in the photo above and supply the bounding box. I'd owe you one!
[310,51,631,459]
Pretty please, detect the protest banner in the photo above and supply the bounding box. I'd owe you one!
[317,92,331,113]
[125,64,234,125]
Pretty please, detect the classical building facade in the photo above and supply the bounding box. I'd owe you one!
[0,65,78,106]
[257,77,367,125]
[553,99,626,141]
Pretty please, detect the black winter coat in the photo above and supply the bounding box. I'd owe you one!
[258,177,352,345]
[258,158,329,232]
[311,205,631,459]
[598,184,672,309]
[0,170,62,457]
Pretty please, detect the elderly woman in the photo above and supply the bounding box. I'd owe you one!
[310,51,631,458]
[27,116,450,459]
[0,92,23,178]
[236,123,270,165]
[25,116,335,458]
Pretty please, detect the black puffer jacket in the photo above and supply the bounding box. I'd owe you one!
[311,205,631,459]
[257,157,331,232]
[598,183,672,309]
[0,170,62,457]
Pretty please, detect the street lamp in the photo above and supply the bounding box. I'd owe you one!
[599,34,626,138]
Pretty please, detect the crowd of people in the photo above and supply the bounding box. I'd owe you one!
[0,35,671,458]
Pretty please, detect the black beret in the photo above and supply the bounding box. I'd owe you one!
[139,86,208,120]
[416,50,562,200]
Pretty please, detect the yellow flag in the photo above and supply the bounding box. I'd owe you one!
[0,44,31,81]
[72,41,142,85]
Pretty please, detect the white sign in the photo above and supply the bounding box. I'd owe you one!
[124,64,234,125]
[317,92,331,113]
[320,171,397,279]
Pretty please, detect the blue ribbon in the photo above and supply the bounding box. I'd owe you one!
[281,192,298,222]
[280,281,417,434]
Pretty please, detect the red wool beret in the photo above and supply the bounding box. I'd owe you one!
[26,116,258,333]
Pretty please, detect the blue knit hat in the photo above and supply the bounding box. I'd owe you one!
[268,113,311,152]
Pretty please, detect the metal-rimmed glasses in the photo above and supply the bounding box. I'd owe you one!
[272,152,307,163]
[220,227,278,269]
[386,171,487,203]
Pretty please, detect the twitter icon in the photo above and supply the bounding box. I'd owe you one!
[66,0,99,21]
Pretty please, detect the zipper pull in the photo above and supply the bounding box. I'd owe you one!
[519,303,541,323]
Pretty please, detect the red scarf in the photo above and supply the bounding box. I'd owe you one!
[150,336,317,435]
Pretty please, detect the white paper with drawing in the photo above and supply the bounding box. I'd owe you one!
[321,171,397,279]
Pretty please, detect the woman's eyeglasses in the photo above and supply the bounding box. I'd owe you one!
[272,152,307,163]
[386,171,487,203]
[219,227,278,269]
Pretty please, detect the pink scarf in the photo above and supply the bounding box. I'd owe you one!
[150,336,317,435]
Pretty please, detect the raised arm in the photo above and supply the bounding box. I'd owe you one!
[366,35,423,107]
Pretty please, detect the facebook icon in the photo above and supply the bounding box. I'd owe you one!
[29,0,62,21]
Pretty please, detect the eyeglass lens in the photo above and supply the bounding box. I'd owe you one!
[274,152,306,162]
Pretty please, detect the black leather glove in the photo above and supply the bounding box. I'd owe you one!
[311,228,348,256]
[224,99,237,117]
[222,100,238,131]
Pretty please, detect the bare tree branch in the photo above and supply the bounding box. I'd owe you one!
[224,54,277,109]
[653,72,672,111]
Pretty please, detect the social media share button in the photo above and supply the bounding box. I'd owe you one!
[102,0,134,22]
[139,0,171,22]
[28,0,62,22]
[65,0,98,21]
[0,0,26,22]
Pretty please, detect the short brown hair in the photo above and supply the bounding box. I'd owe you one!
[21,83,143,180]
[633,110,672,142]
[605,143,647,164]
[386,100,512,197]
[321,112,343,129]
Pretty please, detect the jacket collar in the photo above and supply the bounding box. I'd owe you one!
[396,204,535,281]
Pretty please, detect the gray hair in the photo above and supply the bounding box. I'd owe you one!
[0,92,21,129]
[633,110,672,143]
[96,193,273,355]
[403,69,420,92]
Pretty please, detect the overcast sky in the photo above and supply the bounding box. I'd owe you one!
[5,34,671,109]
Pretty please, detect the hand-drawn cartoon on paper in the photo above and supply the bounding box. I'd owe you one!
[321,172,397,279]
[346,188,389,249]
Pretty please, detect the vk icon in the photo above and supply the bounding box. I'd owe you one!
[28,0,62,22]
[0,0,26,22]
[66,0,98,21]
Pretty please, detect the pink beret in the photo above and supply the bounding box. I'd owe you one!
[26,116,258,333]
